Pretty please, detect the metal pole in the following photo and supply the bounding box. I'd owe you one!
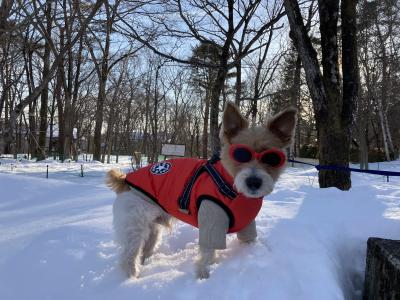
[81,164,84,177]
[46,165,49,178]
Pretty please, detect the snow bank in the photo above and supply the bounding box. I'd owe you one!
[0,159,399,300]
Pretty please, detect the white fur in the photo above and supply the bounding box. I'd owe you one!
[112,103,294,279]
[196,247,216,279]
[234,167,275,198]
[113,169,274,278]
[113,190,165,277]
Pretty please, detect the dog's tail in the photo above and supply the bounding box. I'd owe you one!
[106,169,130,193]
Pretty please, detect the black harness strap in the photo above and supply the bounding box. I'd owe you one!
[203,163,237,199]
[178,164,207,213]
[178,156,237,214]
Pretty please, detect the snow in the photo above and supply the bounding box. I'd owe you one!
[0,157,399,300]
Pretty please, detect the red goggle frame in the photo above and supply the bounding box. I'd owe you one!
[229,144,286,168]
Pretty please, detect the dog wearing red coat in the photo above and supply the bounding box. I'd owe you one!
[107,102,297,279]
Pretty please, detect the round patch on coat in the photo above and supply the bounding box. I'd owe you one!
[150,162,172,175]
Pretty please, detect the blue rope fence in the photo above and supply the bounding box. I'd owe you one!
[288,159,400,182]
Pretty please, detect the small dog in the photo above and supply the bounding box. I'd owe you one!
[107,102,296,279]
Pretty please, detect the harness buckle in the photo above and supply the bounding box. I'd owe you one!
[178,208,189,214]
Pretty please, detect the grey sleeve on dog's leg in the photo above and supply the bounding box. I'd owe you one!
[237,220,257,242]
[198,200,229,250]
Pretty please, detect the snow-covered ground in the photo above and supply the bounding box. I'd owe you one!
[0,157,399,300]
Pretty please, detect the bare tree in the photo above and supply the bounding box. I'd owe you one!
[283,0,358,190]
[0,0,104,155]
[115,0,285,155]
[36,0,52,160]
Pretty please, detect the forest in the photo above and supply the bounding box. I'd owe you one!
[0,0,399,190]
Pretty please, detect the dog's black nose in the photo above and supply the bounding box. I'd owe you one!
[246,176,262,191]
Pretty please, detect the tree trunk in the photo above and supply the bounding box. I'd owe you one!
[94,75,106,161]
[55,61,65,161]
[92,16,112,161]
[359,120,369,170]
[37,0,52,161]
[378,49,394,161]
[70,36,84,162]
[125,89,133,155]
[48,93,56,157]
[375,17,395,161]
[202,92,210,158]
[152,65,161,163]
[209,1,235,155]
[142,77,151,160]
[28,102,37,159]
[284,0,356,190]
[290,52,302,158]
[209,49,230,155]
[0,0,14,41]
[105,106,114,164]
[0,44,10,127]
[383,112,395,158]
[62,41,73,160]
[0,46,11,153]
[357,94,369,170]
[235,60,241,105]
[379,107,391,161]
[196,121,200,157]
[16,114,22,156]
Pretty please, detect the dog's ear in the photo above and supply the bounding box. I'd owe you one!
[267,107,297,145]
[221,101,249,140]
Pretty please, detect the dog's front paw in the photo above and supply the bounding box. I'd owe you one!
[196,266,210,279]
[196,247,215,279]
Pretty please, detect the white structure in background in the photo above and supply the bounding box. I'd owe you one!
[161,144,185,157]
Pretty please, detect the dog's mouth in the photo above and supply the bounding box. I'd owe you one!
[236,186,269,198]
[242,186,270,198]
[233,168,275,198]
[249,190,261,196]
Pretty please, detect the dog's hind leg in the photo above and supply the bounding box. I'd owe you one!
[141,223,162,264]
[118,225,150,278]
[113,192,154,278]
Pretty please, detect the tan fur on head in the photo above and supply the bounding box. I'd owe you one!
[106,169,130,193]
[220,102,297,197]
[220,101,249,143]
[267,107,298,146]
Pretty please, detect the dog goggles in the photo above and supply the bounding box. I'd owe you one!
[229,144,286,168]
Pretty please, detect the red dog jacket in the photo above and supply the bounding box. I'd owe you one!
[125,157,263,233]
